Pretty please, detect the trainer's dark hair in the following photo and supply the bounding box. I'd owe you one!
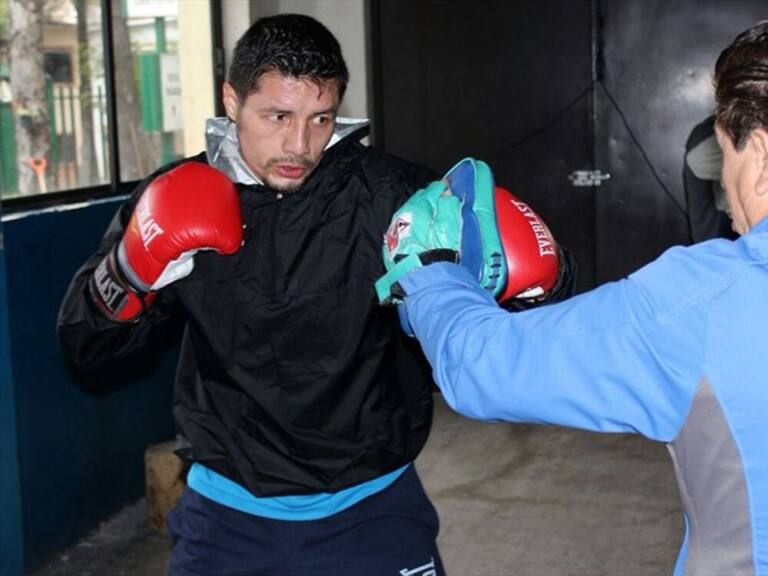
[228,14,349,101]
[714,20,768,150]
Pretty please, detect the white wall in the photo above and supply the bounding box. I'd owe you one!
[222,0,253,70]
[221,0,369,119]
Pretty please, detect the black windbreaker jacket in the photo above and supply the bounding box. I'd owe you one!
[57,129,437,496]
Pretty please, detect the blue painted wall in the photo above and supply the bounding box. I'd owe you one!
[0,218,23,576]
[1,199,179,572]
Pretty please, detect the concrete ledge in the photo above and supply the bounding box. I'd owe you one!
[145,441,188,533]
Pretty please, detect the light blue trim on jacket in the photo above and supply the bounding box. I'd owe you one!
[187,463,409,521]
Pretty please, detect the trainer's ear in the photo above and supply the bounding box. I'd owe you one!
[753,128,768,196]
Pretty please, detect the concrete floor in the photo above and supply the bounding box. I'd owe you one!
[30,394,682,576]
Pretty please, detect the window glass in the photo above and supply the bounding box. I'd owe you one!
[113,0,214,182]
[2,0,111,197]
[0,0,214,199]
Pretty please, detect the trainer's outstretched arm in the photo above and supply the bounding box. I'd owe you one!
[399,262,700,442]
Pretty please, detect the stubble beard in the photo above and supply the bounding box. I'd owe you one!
[263,156,317,193]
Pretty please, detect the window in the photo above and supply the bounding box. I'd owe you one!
[44,52,74,83]
[0,0,218,202]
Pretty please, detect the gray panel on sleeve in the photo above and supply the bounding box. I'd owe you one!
[667,379,753,576]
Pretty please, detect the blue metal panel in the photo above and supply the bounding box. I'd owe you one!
[0,218,24,576]
[2,199,179,569]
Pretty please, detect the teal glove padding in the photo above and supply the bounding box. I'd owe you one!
[375,179,462,303]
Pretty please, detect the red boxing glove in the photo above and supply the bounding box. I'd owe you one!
[495,186,560,302]
[89,163,243,322]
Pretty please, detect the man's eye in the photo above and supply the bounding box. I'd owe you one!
[314,116,332,126]
[270,113,287,122]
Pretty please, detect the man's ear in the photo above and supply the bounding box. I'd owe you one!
[753,128,768,196]
[222,83,239,122]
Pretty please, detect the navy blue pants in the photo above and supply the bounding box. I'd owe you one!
[166,466,444,576]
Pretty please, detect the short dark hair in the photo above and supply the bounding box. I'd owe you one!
[714,20,768,150]
[228,14,349,102]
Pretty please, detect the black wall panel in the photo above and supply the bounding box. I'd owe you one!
[371,0,767,288]
[371,0,595,289]
[595,0,766,282]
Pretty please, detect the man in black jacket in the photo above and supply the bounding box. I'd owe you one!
[684,115,738,243]
[58,14,443,575]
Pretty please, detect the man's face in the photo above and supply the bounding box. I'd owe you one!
[223,71,340,192]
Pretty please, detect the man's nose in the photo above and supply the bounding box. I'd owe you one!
[284,121,310,157]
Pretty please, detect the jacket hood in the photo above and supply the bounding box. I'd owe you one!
[205,116,370,186]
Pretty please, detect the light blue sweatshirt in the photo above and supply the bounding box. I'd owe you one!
[400,218,768,576]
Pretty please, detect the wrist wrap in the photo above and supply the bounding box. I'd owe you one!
[88,245,155,322]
